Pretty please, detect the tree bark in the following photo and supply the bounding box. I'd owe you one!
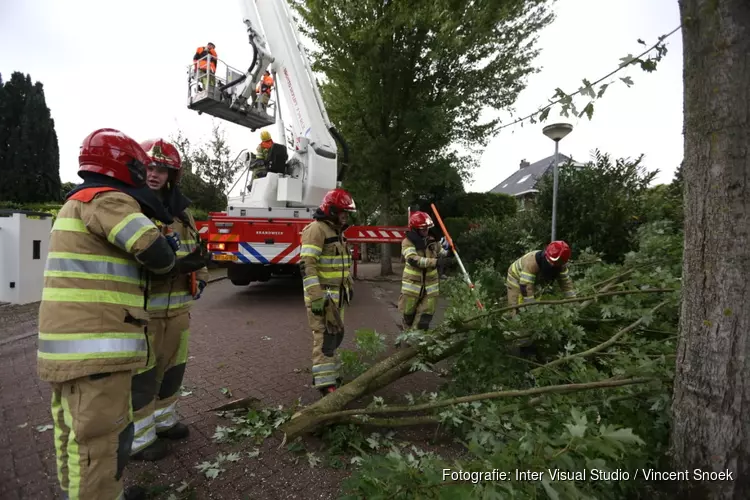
[671,1,750,498]
[379,197,394,275]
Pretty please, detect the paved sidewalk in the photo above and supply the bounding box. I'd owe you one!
[0,266,448,499]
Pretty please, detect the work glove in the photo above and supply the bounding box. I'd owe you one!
[522,296,536,304]
[172,247,209,275]
[193,280,207,300]
[165,231,181,253]
[440,237,451,252]
[311,297,325,316]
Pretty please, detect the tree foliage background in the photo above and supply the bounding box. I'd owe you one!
[171,124,242,218]
[294,0,554,273]
[0,72,61,203]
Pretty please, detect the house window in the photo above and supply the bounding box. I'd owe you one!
[502,183,508,188]
[33,240,41,260]
[516,174,531,184]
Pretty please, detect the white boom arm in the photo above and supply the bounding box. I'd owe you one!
[188,0,347,216]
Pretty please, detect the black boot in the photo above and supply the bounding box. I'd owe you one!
[157,422,190,440]
[131,439,169,461]
[124,485,147,500]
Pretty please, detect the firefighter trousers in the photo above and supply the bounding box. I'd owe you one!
[50,371,133,500]
[398,293,437,330]
[152,313,191,432]
[308,304,347,389]
[130,314,191,454]
[131,327,157,455]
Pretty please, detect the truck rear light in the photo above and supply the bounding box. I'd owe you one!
[215,222,234,228]
[218,229,230,234]
[208,243,226,251]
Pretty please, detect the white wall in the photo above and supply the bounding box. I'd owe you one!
[0,213,52,304]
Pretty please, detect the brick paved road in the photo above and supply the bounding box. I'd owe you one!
[0,264,448,499]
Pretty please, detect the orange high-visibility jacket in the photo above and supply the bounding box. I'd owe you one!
[193,46,217,72]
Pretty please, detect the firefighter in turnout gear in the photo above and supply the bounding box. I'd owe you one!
[299,188,356,396]
[129,138,210,462]
[399,211,451,332]
[38,128,180,500]
[506,240,576,314]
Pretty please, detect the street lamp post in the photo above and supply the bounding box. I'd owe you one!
[542,123,573,242]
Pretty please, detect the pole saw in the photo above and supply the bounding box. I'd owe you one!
[430,203,484,310]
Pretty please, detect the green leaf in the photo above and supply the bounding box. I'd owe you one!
[600,426,646,445]
[539,107,551,121]
[620,76,634,87]
[579,79,596,99]
[541,477,561,500]
[579,102,595,120]
[597,83,609,98]
[619,54,636,67]
[564,421,587,438]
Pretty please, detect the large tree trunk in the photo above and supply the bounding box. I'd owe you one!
[379,197,394,275]
[670,1,750,498]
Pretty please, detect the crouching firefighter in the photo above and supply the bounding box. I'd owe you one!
[299,188,356,396]
[398,211,452,334]
[129,138,210,461]
[506,240,576,313]
[38,128,180,500]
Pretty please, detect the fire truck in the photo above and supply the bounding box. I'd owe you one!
[187,0,406,286]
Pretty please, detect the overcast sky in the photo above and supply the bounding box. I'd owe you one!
[0,0,683,195]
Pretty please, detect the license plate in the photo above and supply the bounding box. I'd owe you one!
[212,254,237,262]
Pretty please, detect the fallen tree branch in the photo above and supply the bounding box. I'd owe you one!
[336,415,439,427]
[281,377,655,437]
[281,288,673,438]
[531,299,671,375]
[460,288,675,325]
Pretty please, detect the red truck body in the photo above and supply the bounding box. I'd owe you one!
[196,212,407,285]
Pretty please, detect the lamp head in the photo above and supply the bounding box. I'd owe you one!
[543,123,573,142]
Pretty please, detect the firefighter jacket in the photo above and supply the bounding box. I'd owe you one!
[147,208,209,319]
[194,46,217,72]
[256,140,273,160]
[37,188,178,383]
[506,250,576,299]
[401,230,448,297]
[299,215,353,306]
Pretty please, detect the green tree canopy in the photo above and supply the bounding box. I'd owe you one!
[171,126,241,213]
[295,0,553,273]
[534,150,657,262]
[0,72,61,203]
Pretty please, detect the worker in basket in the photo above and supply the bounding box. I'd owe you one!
[38,128,182,500]
[299,188,356,396]
[193,42,217,91]
[398,211,452,336]
[247,130,274,190]
[255,70,274,111]
[129,138,210,462]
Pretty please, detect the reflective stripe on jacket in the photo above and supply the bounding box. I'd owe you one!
[38,189,176,383]
[147,208,209,318]
[299,220,353,305]
[401,236,446,297]
[506,250,575,299]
